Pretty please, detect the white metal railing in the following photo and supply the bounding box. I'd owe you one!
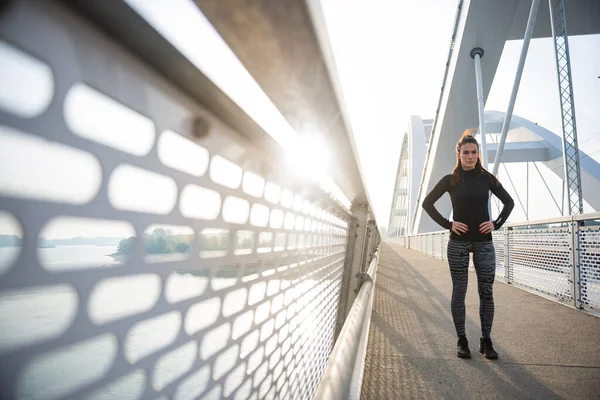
[0,2,378,399]
[312,249,379,400]
[393,213,600,315]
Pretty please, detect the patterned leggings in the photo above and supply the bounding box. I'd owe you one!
[447,239,496,338]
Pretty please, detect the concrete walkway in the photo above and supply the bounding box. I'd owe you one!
[361,241,600,400]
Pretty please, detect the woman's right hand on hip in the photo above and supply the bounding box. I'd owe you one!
[451,221,469,235]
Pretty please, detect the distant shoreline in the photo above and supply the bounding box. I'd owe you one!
[109,252,126,261]
[1,244,121,248]
[0,245,57,249]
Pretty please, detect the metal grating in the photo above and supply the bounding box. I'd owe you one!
[441,232,449,261]
[577,227,600,311]
[399,219,600,316]
[427,235,433,257]
[433,234,442,260]
[409,233,447,260]
[412,232,506,278]
[492,231,505,280]
[0,2,350,399]
[508,229,572,302]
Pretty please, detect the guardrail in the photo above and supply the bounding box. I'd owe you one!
[0,2,378,399]
[312,248,379,400]
[392,212,600,316]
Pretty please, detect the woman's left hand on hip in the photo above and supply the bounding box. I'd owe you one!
[479,221,494,234]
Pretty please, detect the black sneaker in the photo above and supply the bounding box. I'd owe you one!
[457,335,471,358]
[480,337,499,359]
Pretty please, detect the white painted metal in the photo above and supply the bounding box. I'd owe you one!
[473,50,488,169]
[396,113,600,235]
[393,211,600,315]
[493,0,541,176]
[413,0,599,233]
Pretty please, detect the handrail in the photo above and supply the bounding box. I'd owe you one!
[312,249,380,400]
[393,211,600,314]
[401,212,600,237]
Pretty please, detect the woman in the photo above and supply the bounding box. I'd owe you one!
[422,130,514,359]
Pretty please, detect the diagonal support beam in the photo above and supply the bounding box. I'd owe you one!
[493,0,540,175]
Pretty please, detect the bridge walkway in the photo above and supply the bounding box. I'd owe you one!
[360,241,600,399]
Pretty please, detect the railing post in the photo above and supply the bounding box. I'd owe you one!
[334,205,370,339]
[366,221,378,264]
[361,221,374,273]
[504,227,510,283]
[570,220,582,309]
[334,215,359,340]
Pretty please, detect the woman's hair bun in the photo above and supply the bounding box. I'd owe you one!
[462,128,476,139]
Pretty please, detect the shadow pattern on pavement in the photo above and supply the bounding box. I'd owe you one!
[360,242,600,400]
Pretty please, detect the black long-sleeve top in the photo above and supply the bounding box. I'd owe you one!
[422,168,515,242]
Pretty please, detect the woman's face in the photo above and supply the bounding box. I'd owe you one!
[458,142,479,170]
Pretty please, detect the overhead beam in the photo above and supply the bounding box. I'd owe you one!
[487,141,551,163]
[194,0,369,206]
[507,0,600,40]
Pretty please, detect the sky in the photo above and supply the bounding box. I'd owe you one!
[319,0,600,229]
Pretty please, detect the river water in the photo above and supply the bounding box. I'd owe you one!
[0,246,332,399]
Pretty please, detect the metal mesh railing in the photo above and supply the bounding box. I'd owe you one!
[396,214,600,315]
[0,2,366,399]
[441,231,449,261]
[492,231,505,280]
[433,234,443,260]
[508,228,572,303]
[578,226,600,310]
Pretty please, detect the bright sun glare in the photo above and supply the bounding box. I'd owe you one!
[285,134,330,183]
[125,0,350,209]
